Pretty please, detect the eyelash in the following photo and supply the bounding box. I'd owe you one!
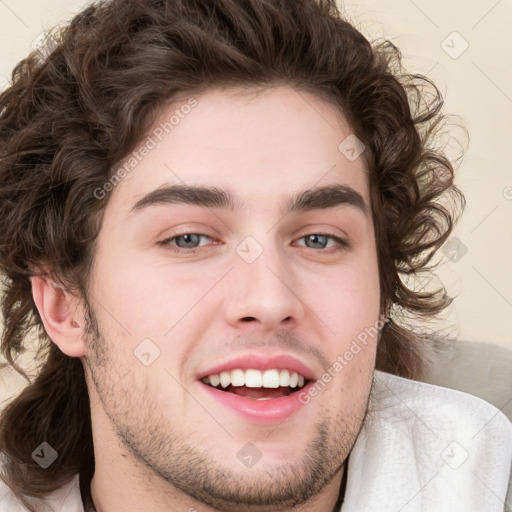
[158,232,348,254]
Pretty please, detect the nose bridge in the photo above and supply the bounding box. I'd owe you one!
[223,233,305,329]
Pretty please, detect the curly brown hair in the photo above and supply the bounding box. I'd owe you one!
[0,0,464,509]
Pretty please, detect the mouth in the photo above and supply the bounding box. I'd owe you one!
[201,368,309,400]
[197,354,317,424]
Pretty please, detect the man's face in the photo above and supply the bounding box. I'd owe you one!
[83,86,381,510]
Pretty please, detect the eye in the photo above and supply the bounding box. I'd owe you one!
[159,233,214,252]
[295,233,347,251]
[158,232,347,254]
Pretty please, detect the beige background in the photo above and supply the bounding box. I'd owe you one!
[339,0,512,348]
[0,0,510,397]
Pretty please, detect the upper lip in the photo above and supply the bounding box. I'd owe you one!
[196,353,318,381]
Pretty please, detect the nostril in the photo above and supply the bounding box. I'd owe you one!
[241,317,257,322]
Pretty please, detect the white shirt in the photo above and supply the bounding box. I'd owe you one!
[1,371,511,511]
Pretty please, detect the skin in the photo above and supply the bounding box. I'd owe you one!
[32,85,382,512]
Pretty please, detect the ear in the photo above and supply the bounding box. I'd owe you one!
[31,274,87,357]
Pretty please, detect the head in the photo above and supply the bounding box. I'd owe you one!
[0,0,464,510]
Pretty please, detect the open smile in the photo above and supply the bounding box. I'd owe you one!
[197,356,317,424]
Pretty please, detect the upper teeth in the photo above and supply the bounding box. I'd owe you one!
[202,369,306,389]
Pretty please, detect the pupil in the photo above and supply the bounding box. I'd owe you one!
[178,234,200,248]
[306,234,327,249]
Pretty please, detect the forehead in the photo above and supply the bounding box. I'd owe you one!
[106,85,369,217]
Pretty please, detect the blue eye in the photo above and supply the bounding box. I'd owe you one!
[158,232,347,254]
[296,233,347,250]
[173,233,207,248]
[159,233,213,252]
[302,234,330,249]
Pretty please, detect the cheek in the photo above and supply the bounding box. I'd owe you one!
[299,255,380,379]
[301,260,380,330]
[90,250,223,346]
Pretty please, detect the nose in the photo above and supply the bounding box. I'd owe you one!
[222,240,305,332]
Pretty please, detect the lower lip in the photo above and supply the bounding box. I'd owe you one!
[198,381,314,425]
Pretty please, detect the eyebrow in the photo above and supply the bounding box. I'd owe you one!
[130,183,367,216]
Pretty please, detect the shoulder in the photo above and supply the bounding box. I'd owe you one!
[0,471,84,512]
[342,371,512,512]
[372,370,512,435]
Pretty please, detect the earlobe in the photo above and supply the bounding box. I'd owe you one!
[31,275,87,357]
